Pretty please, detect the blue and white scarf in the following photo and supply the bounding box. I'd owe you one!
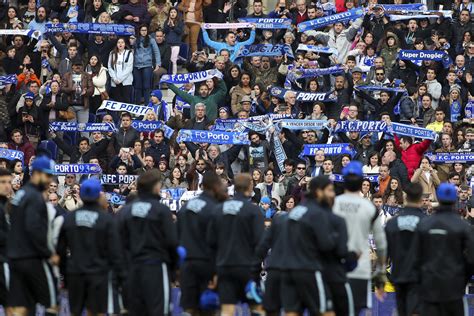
[160,69,223,84]
[106,192,126,205]
[131,120,175,139]
[0,29,41,39]
[389,10,452,21]
[465,101,473,119]
[398,50,451,68]
[379,4,425,11]
[286,65,344,83]
[269,86,334,102]
[0,149,24,162]
[356,85,406,93]
[175,85,194,111]
[239,18,291,29]
[424,152,474,164]
[177,129,250,145]
[49,122,117,132]
[279,119,327,130]
[161,188,188,201]
[98,100,156,117]
[0,74,18,87]
[296,44,338,56]
[335,120,387,132]
[450,100,462,122]
[331,173,379,183]
[273,132,287,173]
[45,22,135,35]
[389,123,437,140]
[297,8,365,32]
[235,44,294,61]
[101,174,138,185]
[299,143,355,157]
[202,22,253,29]
[54,163,102,174]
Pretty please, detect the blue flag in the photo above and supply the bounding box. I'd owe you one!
[238,18,291,29]
[300,143,355,157]
[0,74,17,86]
[45,22,135,35]
[54,163,102,174]
[298,8,364,32]
[398,50,451,68]
[177,130,250,145]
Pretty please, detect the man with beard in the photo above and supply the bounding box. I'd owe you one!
[385,183,426,316]
[119,170,178,315]
[7,156,58,316]
[311,176,357,316]
[332,161,387,316]
[245,131,271,172]
[177,172,228,315]
[0,169,12,308]
[28,6,48,34]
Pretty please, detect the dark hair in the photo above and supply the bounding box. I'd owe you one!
[239,72,252,87]
[400,136,413,145]
[344,174,363,192]
[169,166,184,182]
[78,137,89,145]
[0,168,12,177]
[137,169,161,194]
[367,151,380,167]
[382,177,404,205]
[138,24,150,47]
[405,182,423,203]
[121,112,132,120]
[307,175,332,199]
[281,195,296,211]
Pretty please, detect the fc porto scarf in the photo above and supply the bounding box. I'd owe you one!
[299,143,355,157]
[49,122,117,132]
[298,8,364,32]
[335,120,387,133]
[0,149,24,162]
[239,18,291,29]
[131,120,175,139]
[296,44,338,56]
[176,130,250,145]
[101,174,138,185]
[235,44,294,61]
[45,22,135,35]
[398,50,451,68]
[424,152,474,164]
[389,123,437,140]
[54,163,102,174]
[98,100,156,117]
[160,69,223,84]
[269,86,334,102]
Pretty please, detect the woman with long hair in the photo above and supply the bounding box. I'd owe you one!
[133,140,146,167]
[360,179,372,200]
[439,85,464,124]
[255,168,285,205]
[253,83,271,115]
[363,151,380,175]
[108,37,134,103]
[382,177,405,207]
[85,54,108,114]
[131,25,160,104]
[281,195,296,212]
[230,72,253,115]
[225,65,241,93]
[60,0,85,22]
[164,7,184,75]
[411,157,441,202]
[163,167,189,189]
[85,0,107,22]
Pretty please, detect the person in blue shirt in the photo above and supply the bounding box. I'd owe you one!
[201,25,256,62]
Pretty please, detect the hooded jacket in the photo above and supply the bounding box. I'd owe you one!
[394,135,432,179]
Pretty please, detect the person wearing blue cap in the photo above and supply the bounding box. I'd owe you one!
[415,183,474,316]
[149,89,171,121]
[57,178,124,316]
[6,156,59,315]
[332,161,387,316]
[118,169,178,316]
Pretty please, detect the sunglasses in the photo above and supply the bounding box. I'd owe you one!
[297,167,306,170]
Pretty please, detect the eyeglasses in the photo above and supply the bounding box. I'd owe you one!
[376,73,384,76]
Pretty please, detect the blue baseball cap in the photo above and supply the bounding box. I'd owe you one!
[436,183,457,204]
[31,156,55,174]
[199,289,220,311]
[150,89,162,100]
[80,178,102,201]
[342,161,363,177]
[24,92,34,100]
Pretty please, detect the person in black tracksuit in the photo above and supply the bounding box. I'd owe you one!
[416,183,474,316]
[177,171,228,315]
[279,177,337,316]
[6,156,58,315]
[56,178,124,316]
[385,183,426,316]
[119,169,178,316]
[255,211,288,316]
[0,169,11,307]
[310,176,357,316]
[206,173,265,316]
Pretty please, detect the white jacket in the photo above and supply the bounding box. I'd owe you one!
[108,49,134,87]
[425,79,442,109]
[91,66,108,96]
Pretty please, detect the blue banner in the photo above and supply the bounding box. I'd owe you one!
[239,18,291,29]
[160,69,223,84]
[300,143,354,156]
[356,85,406,93]
[106,192,126,205]
[177,130,250,145]
[298,8,364,32]
[161,188,187,201]
[45,22,135,35]
[390,123,437,140]
[331,174,379,183]
[98,100,156,117]
[131,120,175,139]
[398,50,451,68]
[101,174,138,185]
[465,101,473,119]
[269,86,334,102]
[286,65,344,82]
[0,74,17,86]
[382,205,401,216]
[279,119,327,130]
[49,122,117,132]
[235,44,294,61]
[424,152,474,164]
[273,133,287,173]
[335,121,387,132]
[378,3,425,11]
[0,149,24,162]
[54,163,102,174]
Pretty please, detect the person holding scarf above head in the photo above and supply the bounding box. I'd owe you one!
[201,26,257,62]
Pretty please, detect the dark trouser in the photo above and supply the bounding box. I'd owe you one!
[421,299,466,316]
[127,262,171,316]
[326,281,354,316]
[180,260,215,310]
[89,95,102,117]
[133,67,153,104]
[395,282,421,316]
[111,84,132,104]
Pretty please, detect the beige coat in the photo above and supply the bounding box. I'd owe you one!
[411,168,441,202]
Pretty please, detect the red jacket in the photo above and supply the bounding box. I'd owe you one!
[394,135,431,179]
[8,140,35,165]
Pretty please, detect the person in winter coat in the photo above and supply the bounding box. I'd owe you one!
[131,25,161,104]
[394,134,432,180]
[399,87,419,124]
[148,0,172,31]
[111,0,151,28]
[388,59,417,89]
[111,113,140,153]
[17,92,41,145]
[108,38,134,103]
[411,157,441,202]
[379,32,401,69]
[164,7,184,75]
[424,67,442,109]
[85,54,108,114]
[8,129,35,165]
[38,81,69,140]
